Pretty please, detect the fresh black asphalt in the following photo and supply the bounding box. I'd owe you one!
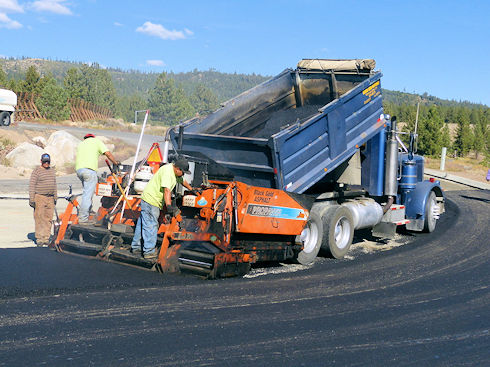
[0,190,489,366]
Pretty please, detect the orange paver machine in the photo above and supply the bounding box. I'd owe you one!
[54,143,315,278]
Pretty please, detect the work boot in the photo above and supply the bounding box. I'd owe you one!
[130,248,142,257]
[143,251,158,260]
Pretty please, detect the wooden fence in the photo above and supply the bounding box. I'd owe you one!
[15,92,113,122]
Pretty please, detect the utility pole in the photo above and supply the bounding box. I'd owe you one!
[414,101,420,134]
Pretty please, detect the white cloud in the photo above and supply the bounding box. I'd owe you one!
[136,21,187,40]
[146,59,165,67]
[0,0,23,13]
[184,28,193,36]
[114,22,123,27]
[31,0,72,15]
[0,12,22,28]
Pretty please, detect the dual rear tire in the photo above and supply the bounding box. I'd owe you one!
[320,205,354,259]
[296,204,354,265]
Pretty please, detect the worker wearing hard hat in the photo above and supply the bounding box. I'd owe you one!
[75,133,120,225]
[29,153,57,246]
[131,157,193,260]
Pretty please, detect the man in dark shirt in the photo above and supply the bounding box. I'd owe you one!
[29,153,57,247]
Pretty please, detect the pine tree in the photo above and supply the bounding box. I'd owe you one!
[485,110,490,164]
[473,109,488,160]
[64,68,87,99]
[76,64,117,113]
[441,123,452,150]
[37,75,71,121]
[6,79,18,91]
[417,106,444,156]
[115,94,147,123]
[0,66,7,87]
[93,67,116,113]
[22,66,42,94]
[454,108,473,156]
[190,83,219,115]
[148,72,195,125]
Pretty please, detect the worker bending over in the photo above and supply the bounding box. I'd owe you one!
[29,153,57,246]
[131,158,193,260]
[75,133,119,225]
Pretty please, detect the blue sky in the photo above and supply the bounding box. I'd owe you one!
[0,0,489,106]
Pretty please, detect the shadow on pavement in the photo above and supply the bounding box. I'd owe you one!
[460,194,490,203]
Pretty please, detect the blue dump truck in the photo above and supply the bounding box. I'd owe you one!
[168,59,445,265]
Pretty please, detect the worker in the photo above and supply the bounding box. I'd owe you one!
[29,153,57,247]
[131,157,193,260]
[75,133,120,225]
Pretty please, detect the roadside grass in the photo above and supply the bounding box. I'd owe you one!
[425,154,489,183]
[111,137,137,161]
[0,157,12,167]
[0,137,15,166]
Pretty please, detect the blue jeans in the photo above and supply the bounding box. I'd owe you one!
[131,200,160,255]
[76,168,98,222]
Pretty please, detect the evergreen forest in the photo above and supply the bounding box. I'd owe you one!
[0,58,488,162]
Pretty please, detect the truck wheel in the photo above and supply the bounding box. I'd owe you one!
[321,205,354,259]
[0,112,11,126]
[296,211,323,265]
[423,191,439,233]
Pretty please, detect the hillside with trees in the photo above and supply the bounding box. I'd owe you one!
[0,58,268,124]
[0,58,488,163]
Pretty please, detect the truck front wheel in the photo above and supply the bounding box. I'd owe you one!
[296,211,323,265]
[321,206,354,259]
[423,191,439,233]
[0,111,11,126]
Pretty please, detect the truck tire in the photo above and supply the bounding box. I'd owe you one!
[0,111,11,126]
[296,211,323,265]
[320,205,354,259]
[423,191,438,233]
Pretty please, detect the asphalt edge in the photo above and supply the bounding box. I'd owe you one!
[424,168,490,190]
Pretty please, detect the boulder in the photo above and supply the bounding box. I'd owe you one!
[46,130,81,147]
[32,136,47,148]
[6,142,44,169]
[45,130,81,168]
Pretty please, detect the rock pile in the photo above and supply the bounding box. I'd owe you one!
[6,130,82,170]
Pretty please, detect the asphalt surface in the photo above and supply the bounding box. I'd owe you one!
[0,189,489,366]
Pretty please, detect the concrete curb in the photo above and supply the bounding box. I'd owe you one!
[0,190,82,200]
[424,168,490,190]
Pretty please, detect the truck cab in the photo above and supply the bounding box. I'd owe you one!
[0,88,17,126]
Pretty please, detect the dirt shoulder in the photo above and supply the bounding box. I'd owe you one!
[425,156,489,184]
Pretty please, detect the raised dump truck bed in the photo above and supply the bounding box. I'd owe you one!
[171,59,384,193]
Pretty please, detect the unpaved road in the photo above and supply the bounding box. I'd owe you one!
[0,189,489,366]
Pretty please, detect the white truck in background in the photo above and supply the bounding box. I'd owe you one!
[0,88,17,126]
